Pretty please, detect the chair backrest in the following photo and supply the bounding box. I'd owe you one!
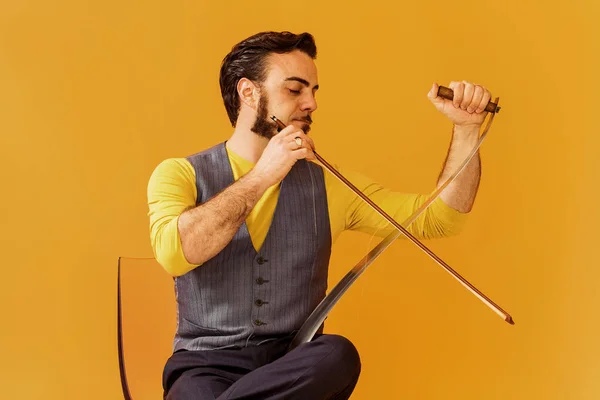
[118,257,176,399]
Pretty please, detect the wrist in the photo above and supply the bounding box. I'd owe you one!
[453,124,480,141]
[244,168,271,194]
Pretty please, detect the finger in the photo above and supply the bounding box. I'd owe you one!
[449,81,464,108]
[274,127,304,147]
[276,124,303,138]
[287,137,301,150]
[303,134,316,150]
[469,85,484,113]
[476,88,492,113]
[286,132,311,151]
[292,147,315,161]
[460,81,475,110]
[272,125,290,139]
[290,131,312,146]
[427,82,439,99]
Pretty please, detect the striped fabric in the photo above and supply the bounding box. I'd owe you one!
[173,142,332,351]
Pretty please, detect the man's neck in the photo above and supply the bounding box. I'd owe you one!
[226,125,270,164]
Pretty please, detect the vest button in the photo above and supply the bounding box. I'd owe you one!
[257,256,267,265]
[255,299,264,306]
[256,277,264,285]
[254,319,265,326]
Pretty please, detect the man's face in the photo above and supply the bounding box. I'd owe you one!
[250,50,319,139]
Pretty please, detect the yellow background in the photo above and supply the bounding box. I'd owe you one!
[1,0,599,398]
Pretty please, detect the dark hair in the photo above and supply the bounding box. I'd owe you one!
[219,31,317,126]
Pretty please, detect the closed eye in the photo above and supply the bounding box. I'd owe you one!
[288,89,301,95]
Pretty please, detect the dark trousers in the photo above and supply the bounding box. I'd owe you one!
[162,334,361,400]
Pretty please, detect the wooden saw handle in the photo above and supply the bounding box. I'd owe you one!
[438,85,501,113]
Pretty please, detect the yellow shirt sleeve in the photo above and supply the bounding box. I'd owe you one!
[324,165,468,243]
[148,156,469,276]
[147,158,199,276]
[147,150,281,277]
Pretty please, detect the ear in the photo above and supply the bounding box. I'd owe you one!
[237,78,260,110]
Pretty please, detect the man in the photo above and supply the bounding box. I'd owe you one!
[147,31,491,399]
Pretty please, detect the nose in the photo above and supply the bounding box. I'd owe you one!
[301,93,318,113]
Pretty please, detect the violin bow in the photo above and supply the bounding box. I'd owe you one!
[270,85,513,352]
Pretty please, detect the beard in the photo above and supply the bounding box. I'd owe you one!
[251,93,278,139]
[250,92,312,138]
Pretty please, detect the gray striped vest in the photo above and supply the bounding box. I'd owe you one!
[173,142,332,351]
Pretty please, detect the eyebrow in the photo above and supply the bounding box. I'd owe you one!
[285,77,319,91]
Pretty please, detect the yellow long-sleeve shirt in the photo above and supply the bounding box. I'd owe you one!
[147,145,468,276]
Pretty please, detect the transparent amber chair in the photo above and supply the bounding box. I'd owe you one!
[117,257,176,399]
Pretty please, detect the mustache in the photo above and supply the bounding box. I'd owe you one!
[270,116,313,134]
[296,115,312,124]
